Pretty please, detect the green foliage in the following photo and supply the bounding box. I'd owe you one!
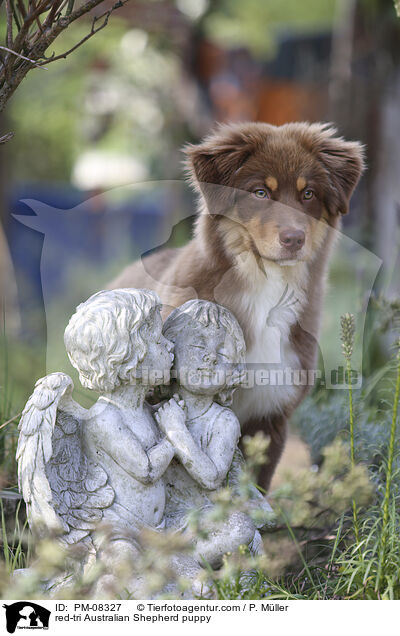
[9,21,124,182]
[280,304,400,600]
[0,323,18,481]
[0,327,45,486]
[8,20,192,183]
[207,300,400,601]
[202,0,336,57]
[0,500,29,574]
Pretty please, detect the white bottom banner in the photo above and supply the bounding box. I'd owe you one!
[1,599,398,635]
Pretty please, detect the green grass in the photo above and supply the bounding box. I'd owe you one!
[0,499,30,573]
[208,310,400,601]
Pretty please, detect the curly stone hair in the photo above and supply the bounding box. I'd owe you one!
[64,288,160,392]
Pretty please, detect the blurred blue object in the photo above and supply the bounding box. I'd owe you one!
[7,182,169,337]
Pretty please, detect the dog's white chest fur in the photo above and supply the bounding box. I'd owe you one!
[233,265,307,423]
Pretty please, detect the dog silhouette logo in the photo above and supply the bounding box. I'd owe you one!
[3,602,50,633]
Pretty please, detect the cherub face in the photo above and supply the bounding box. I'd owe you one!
[173,322,240,395]
[136,309,174,385]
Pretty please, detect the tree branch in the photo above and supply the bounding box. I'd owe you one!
[39,1,129,65]
[42,0,66,30]
[0,45,48,69]
[16,0,27,20]
[65,0,75,16]
[0,131,14,144]
[9,0,21,31]
[5,0,14,49]
[0,410,21,428]
[0,0,131,115]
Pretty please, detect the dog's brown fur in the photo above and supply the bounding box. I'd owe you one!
[110,122,365,490]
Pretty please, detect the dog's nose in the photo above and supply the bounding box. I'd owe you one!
[279,229,305,251]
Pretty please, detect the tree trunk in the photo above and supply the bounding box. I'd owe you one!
[0,112,20,334]
[373,68,400,298]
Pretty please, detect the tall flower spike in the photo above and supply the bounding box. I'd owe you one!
[340,313,355,361]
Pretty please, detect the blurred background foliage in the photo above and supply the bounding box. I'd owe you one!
[7,20,188,183]
[4,0,400,185]
[202,0,336,56]
[0,0,399,480]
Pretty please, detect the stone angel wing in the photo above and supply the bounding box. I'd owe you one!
[17,372,114,545]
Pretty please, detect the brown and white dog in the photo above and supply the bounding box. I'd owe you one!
[110,121,365,490]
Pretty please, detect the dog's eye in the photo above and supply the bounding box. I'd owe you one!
[253,188,269,199]
[303,189,314,200]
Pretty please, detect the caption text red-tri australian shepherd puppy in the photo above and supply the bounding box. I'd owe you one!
[111,122,365,490]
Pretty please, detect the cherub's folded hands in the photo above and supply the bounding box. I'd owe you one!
[154,396,187,436]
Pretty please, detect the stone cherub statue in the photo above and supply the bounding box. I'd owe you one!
[17,289,180,593]
[156,299,272,566]
[17,289,271,596]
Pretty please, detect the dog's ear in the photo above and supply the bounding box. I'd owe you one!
[183,126,254,214]
[309,124,365,215]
